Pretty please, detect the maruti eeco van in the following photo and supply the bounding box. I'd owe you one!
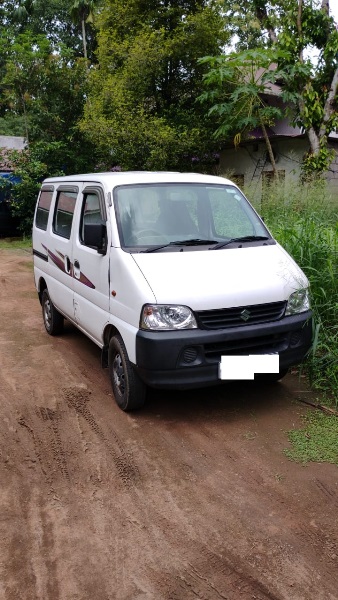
[32,172,312,410]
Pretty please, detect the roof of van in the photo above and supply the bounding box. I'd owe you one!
[43,171,233,186]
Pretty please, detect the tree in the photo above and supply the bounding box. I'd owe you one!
[0,0,99,137]
[0,30,99,171]
[70,0,99,59]
[0,0,98,60]
[199,49,283,177]
[201,0,338,176]
[0,142,64,234]
[80,0,229,171]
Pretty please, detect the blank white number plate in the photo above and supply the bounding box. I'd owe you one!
[219,354,279,380]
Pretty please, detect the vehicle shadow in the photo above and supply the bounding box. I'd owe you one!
[140,377,302,425]
[60,321,306,425]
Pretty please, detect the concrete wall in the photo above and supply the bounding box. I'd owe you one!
[219,138,338,198]
[0,136,26,151]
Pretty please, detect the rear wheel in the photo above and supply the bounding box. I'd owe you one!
[108,335,146,411]
[41,289,64,335]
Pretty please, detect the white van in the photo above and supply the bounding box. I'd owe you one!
[32,172,312,410]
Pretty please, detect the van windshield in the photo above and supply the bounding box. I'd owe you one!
[114,183,271,251]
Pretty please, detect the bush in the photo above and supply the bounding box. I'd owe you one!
[0,143,66,235]
[247,179,338,399]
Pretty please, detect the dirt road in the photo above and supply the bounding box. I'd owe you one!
[0,248,337,600]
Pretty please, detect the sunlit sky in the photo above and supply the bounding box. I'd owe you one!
[330,0,338,23]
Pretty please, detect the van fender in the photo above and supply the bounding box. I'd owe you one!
[102,318,138,366]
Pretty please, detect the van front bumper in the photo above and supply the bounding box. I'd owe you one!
[135,311,312,389]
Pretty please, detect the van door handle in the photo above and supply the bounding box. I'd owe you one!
[65,255,71,274]
[74,259,81,279]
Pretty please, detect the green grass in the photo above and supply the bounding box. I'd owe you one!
[285,410,338,464]
[247,179,338,402]
[0,237,32,250]
[244,179,337,465]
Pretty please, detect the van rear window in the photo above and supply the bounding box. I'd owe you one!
[53,190,77,239]
[35,188,54,230]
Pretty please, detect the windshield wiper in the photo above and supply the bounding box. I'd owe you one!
[141,238,218,253]
[211,235,270,250]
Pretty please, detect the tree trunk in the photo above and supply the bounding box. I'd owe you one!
[81,17,87,59]
[21,95,29,143]
[306,126,321,155]
[260,120,279,178]
[319,66,338,141]
[254,1,278,44]
[321,0,329,16]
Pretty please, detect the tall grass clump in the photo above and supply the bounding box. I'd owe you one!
[247,179,338,400]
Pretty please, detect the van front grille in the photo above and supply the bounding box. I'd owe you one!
[204,333,288,362]
[196,301,286,330]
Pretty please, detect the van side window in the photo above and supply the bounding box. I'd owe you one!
[80,191,105,245]
[53,190,77,239]
[35,187,54,230]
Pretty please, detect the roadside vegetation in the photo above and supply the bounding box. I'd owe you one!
[0,237,31,250]
[285,411,338,464]
[249,180,338,402]
[246,179,338,465]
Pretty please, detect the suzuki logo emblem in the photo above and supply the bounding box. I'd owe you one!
[240,309,251,322]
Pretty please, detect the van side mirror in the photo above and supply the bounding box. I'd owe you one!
[83,223,107,255]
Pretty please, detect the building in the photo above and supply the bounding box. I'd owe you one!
[218,68,338,198]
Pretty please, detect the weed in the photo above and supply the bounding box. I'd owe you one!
[285,410,338,464]
[0,237,32,250]
[247,179,338,400]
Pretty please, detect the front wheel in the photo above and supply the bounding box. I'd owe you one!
[108,335,146,411]
[41,289,64,335]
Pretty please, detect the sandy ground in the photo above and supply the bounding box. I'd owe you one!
[0,248,337,600]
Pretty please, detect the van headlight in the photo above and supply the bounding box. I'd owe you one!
[285,288,310,315]
[140,304,197,330]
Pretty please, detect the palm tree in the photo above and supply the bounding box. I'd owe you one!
[70,0,97,60]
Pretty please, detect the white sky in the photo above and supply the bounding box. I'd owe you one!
[330,0,338,22]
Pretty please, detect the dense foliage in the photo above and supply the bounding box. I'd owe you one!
[80,0,228,171]
[248,180,338,399]
[201,0,338,177]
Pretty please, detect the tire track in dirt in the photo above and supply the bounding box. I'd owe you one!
[204,443,338,577]
[314,478,338,507]
[115,478,282,600]
[35,406,71,483]
[17,414,55,486]
[63,386,139,488]
[26,493,61,600]
[2,484,61,600]
[16,389,140,491]
[145,541,282,600]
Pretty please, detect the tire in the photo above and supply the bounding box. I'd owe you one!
[255,368,288,383]
[108,335,146,411]
[41,289,64,336]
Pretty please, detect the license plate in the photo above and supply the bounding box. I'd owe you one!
[218,354,279,380]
